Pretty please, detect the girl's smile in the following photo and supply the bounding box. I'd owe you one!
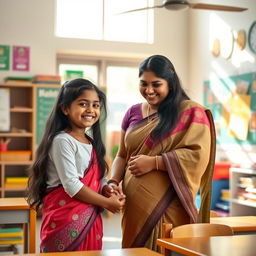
[62,89,101,130]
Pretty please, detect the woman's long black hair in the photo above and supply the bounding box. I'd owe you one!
[27,78,108,210]
[139,55,190,141]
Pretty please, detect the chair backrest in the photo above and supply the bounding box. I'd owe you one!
[171,223,233,238]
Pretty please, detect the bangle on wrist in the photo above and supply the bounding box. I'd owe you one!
[107,179,119,186]
[155,156,159,171]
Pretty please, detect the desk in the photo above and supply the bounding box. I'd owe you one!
[3,248,162,256]
[210,216,256,234]
[0,197,36,253]
[157,234,256,256]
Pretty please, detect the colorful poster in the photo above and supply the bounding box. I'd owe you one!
[228,94,251,140]
[12,46,30,71]
[0,45,10,70]
[203,72,256,145]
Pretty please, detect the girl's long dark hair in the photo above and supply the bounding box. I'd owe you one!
[139,55,190,141]
[27,78,108,210]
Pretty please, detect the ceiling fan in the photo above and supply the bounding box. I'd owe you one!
[118,0,247,14]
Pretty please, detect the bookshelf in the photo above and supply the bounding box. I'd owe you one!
[230,167,256,216]
[0,82,35,197]
[0,81,60,198]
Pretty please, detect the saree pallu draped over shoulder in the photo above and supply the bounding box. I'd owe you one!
[121,100,216,252]
[40,150,103,252]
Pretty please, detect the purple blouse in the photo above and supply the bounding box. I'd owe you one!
[121,103,143,131]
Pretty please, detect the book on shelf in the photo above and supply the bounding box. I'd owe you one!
[0,227,23,245]
[0,228,23,238]
[215,201,230,211]
[5,177,28,184]
[34,74,61,84]
[4,76,33,85]
[34,81,61,85]
[0,239,24,245]
[238,176,256,187]
[221,189,230,200]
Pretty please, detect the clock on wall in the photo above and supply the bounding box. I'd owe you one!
[248,21,256,54]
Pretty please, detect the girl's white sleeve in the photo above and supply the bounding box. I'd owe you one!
[50,137,84,197]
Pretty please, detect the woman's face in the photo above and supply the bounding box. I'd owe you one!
[139,71,169,108]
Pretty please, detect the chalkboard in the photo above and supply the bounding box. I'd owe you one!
[36,87,60,145]
[203,72,256,145]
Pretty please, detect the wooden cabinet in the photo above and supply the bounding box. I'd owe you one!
[230,167,256,216]
[0,82,35,197]
[0,82,60,198]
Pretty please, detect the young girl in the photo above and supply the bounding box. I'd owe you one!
[27,78,125,252]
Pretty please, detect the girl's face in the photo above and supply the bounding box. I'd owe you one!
[139,71,169,108]
[62,89,101,130]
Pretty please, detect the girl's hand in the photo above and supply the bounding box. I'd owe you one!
[128,155,155,176]
[106,194,125,213]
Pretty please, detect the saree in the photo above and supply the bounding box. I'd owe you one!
[40,150,103,252]
[121,100,216,252]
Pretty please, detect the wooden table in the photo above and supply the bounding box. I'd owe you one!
[3,248,162,256]
[0,197,36,253]
[210,216,256,234]
[157,234,256,256]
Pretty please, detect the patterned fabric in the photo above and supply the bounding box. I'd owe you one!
[121,100,216,252]
[40,150,103,252]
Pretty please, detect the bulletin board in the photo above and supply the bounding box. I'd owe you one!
[203,72,256,145]
[36,87,60,145]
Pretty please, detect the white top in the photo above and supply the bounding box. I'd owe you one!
[47,132,92,197]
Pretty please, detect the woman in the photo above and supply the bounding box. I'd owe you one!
[103,55,216,252]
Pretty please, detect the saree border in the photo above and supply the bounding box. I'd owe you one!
[131,186,176,247]
[163,151,198,223]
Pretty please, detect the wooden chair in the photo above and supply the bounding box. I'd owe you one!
[161,222,233,255]
[161,210,220,239]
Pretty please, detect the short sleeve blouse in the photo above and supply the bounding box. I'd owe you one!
[121,103,143,131]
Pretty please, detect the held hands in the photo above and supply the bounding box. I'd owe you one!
[128,155,155,176]
[102,183,124,198]
[106,193,125,214]
[102,182,126,213]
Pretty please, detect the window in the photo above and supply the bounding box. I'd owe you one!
[55,0,153,43]
[57,56,143,158]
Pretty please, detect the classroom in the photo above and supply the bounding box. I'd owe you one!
[0,0,256,255]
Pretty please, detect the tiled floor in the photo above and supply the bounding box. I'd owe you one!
[35,212,122,252]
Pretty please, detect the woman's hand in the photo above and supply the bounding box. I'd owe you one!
[102,183,126,198]
[128,155,155,176]
[102,184,114,198]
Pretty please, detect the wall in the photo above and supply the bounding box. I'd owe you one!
[0,0,189,87]
[188,0,256,166]
[1,0,256,166]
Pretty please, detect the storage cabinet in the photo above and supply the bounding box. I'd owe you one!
[230,167,256,216]
[0,82,60,198]
[0,82,35,197]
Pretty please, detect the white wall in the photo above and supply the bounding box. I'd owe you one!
[188,0,256,102]
[0,0,189,86]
